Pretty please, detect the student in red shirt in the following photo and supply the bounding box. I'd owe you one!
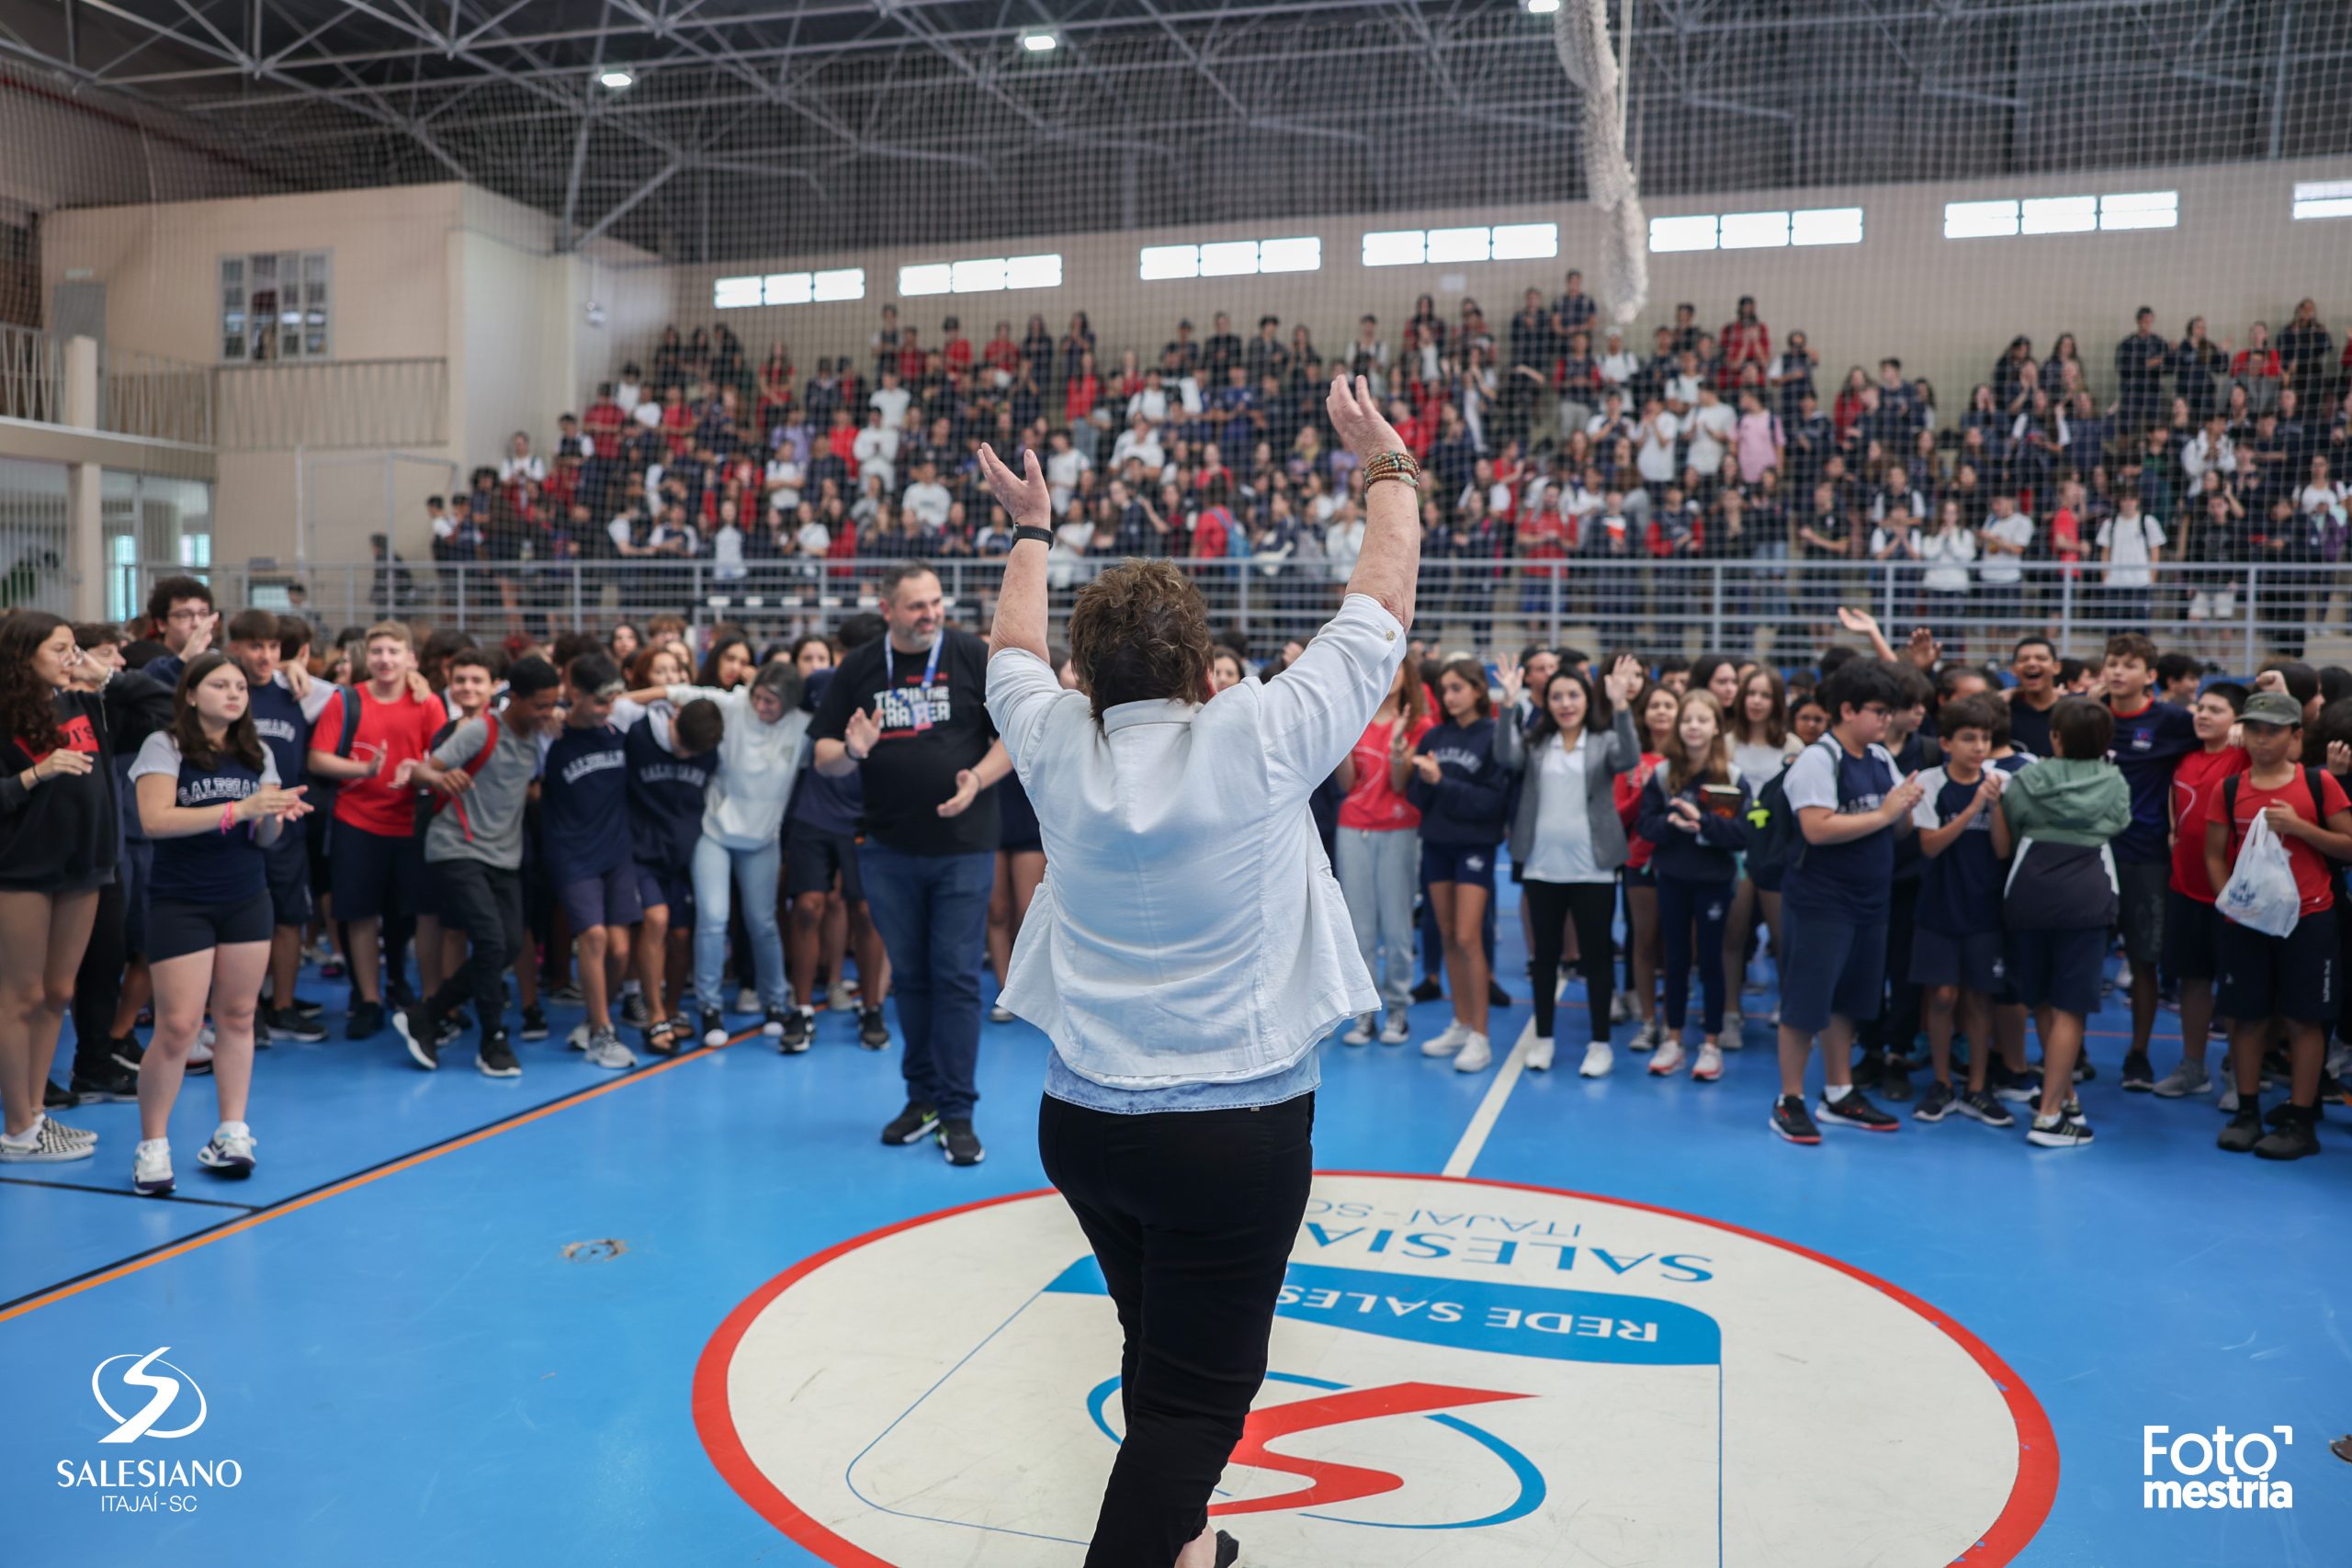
[2154,682,2249,1100]
[2202,691,2352,1159]
[941,316,973,374]
[1333,662,1439,1046]
[306,624,447,1042]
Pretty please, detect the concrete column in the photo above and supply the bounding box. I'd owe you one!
[63,334,107,622]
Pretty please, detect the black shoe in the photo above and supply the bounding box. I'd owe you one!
[109,1035,146,1074]
[43,1078,77,1111]
[882,1100,940,1145]
[2253,1111,2320,1161]
[1912,1081,1955,1122]
[347,1000,386,1041]
[762,1004,790,1041]
[393,1007,439,1070]
[1954,1088,2015,1128]
[288,995,325,1019]
[2026,1111,2096,1148]
[645,1019,682,1057]
[857,1005,891,1050]
[700,1008,729,1048]
[476,1033,522,1078]
[266,1007,327,1043]
[1215,1531,1240,1568]
[2218,1104,2265,1153]
[1817,1088,1899,1132]
[70,1060,141,1103]
[2263,1100,2301,1129]
[518,1005,550,1042]
[936,1117,985,1167]
[1849,1050,1884,1090]
[1410,977,1443,1004]
[2073,1053,2097,1083]
[620,993,650,1031]
[1878,1064,1914,1102]
[2119,1051,2155,1092]
[1769,1094,1821,1145]
[777,1008,812,1054]
[388,980,418,1010]
[1487,979,1513,1008]
[435,1013,465,1047]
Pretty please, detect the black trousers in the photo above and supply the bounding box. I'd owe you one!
[1037,1089,1314,1568]
[69,876,128,1076]
[425,859,522,1040]
[1525,878,1617,1043]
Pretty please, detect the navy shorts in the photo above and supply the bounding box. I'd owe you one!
[1908,925,2006,995]
[784,826,866,903]
[329,822,434,923]
[264,831,312,929]
[1779,903,1888,1034]
[2161,886,2225,981]
[558,862,644,932]
[2007,925,2108,1017]
[1420,840,1499,893]
[632,863,694,927]
[148,889,274,964]
[2116,858,2167,965]
[2217,907,2340,1024]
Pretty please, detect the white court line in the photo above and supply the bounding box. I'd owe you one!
[1439,976,1569,1178]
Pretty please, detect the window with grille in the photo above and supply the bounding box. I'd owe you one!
[221,252,332,361]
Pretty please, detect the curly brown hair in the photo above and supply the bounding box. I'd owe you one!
[0,610,71,754]
[1066,559,1214,722]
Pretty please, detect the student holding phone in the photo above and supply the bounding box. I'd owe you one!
[1635,690,1752,1080]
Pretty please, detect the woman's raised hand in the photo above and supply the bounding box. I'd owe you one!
[1326,372,1405,462]
[1602,654,1645,707]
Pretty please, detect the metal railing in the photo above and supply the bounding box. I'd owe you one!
[138,557,2352,665]
[0,322,64,426]
[213,357,448,451]
[100,343,214,446]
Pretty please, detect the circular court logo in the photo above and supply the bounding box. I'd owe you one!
[696,1172,2054,1565]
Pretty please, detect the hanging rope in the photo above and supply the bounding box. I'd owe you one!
[1554,0,1649,325]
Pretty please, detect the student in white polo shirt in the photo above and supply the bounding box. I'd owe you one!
[980,372,1420,1568]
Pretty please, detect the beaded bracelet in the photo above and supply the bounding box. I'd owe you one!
[1361,449,1423,491]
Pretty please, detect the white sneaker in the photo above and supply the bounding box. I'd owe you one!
[566,1023,590,1052]
[583,1029,638,1070]
[733,987,760,1014]
[1629,1018,1662,1053]
[1693,1043,1724,1082]
[198,1022,216,1048]
[187,1036,214,1075]
[198,1122,256,1176]
[1379,1015,1413,1046]
[134,1138,175,1194]
[1721,1010,1742,1041]
[1342,1014,1375,1046]
[1527,1036,1555,1072]
[827,982,857,1012]
[1453,1032,1493,1073]
[1419,1021,1471,1057]
[1609,991,1633,1025]
[1578,1041,1614,1077]
[989,1004,1015,1024]
[1650,1037,1687,1076]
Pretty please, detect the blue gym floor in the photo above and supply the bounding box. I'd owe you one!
[6,884,2348,1566]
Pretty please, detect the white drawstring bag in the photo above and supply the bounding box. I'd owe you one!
[2216,811,2301,938]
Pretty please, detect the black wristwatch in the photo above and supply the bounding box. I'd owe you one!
[1012,525,1055,548]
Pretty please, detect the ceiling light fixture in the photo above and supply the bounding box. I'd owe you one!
[1020,31,1057,52]
[598,68,635,90]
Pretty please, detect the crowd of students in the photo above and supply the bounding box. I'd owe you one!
[6,559,2350,1193]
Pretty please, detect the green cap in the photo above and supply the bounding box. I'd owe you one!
[2239,692,2301,728]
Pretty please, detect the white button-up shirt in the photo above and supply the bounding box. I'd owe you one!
[987,593,1408,1089]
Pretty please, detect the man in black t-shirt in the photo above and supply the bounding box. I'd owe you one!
[811,563,1011,1167]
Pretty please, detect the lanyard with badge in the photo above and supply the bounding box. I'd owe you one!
[884,637,943,732]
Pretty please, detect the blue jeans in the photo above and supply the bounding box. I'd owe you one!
[692,836,786,1013]
[861,841,992,1120]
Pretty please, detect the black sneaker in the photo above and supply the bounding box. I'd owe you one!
[435,1013,465,1047]
[2263,1100,2302,1129]
[620,993,650,1031]
[70,1060,141,1103]
[1992,1065,2039,1104]
[762,1005,789,1040]
[2026,1111,2096,1148]
[288,995,325,1019]
[936,1117,985,1167]
[1849,1050,1883,1090]
[1912,1081,1956,1122]
[2218,1103,2265,1153]
[266,1007,327,1043]
[393,1007,439,1070]
[2073,1053,2097,1083]
[1878,1063,1914,1102]
[518,1005,550,1042]
[43,1078,77,1111]
[347,1000,386,1041]
[476,1033,522,1078]
[2119,1051,2155,1092]
[882,1100,940,1145]
[1954,1089,2015,1128]
[2254,1111,2321,1161]
[1769,1095,1821,1145]
[777,1008,812,1055]
[1487,979,1513,1008]
[700,1008,729,1048]
[109,1035,146,1074]
[1410,977,1443,1004]
[388,980,419,1010]
[857,1005,891,1050]
[1817,1088,1899,1132]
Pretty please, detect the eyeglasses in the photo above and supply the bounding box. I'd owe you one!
[166,608,212,624]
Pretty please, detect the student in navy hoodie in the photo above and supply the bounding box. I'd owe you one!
[1635,689,1750,1085]
[1406,658,1514,1075]
[624,694,721,1055]
[540,653,640,1070]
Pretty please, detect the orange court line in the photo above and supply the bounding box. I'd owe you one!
[0,1028,763,1326]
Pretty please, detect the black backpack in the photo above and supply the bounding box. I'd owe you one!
[1744,738,1838,890]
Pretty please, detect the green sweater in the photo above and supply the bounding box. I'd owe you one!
[1999,756,2131,846]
